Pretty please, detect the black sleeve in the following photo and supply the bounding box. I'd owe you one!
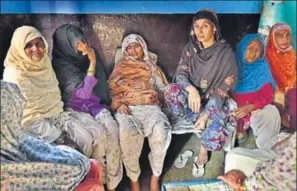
[54,63,85,103]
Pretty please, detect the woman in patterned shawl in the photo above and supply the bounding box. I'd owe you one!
[0,81,104,191]
[109,33,171,191]
[164,9,237,177]
[219,132,296,191]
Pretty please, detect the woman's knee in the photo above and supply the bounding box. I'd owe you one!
[253,105,281,122]
[116,117,139,139]
[151,121,171,142]
[163,83,183,101]
[105,120,120,140]
[265,105,281,122]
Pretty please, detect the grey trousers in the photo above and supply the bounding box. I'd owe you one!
[250,104,281,149]
[94,109,123,189]
[25,109,123,189]
[115,105,172,182]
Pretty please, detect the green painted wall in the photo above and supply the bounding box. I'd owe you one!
[258,0,296,49]
[284,1,296,49]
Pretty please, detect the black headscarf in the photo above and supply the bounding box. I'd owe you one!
[191,9,221,53]
[175,9,238,96]
[52,24,110,105]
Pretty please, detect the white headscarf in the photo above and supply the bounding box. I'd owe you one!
[3,26,63,127]
[115,34,158,65]
[121,34,150,61]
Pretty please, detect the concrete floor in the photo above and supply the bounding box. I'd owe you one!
[116,129,257,190]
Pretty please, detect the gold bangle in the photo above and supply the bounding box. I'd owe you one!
[87,69,95,74]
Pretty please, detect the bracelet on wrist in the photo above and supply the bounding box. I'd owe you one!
[87,69,95,74]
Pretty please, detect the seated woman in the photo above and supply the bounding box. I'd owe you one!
[232,34,281,147]
[266,23,296,129]
[2,26,106,167]
[218,132,296,191]
[1,81,103,191]
[109,34,170,191]
[52,24,122,190]
[164,9,237,177]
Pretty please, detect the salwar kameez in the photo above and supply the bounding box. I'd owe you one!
[165,10,238,157]
[52,24,123,189]
[115,105,171,181]
[233,34,280,147]
[1,81,90,191]
[109,34,171,181]
[164,84,237,151]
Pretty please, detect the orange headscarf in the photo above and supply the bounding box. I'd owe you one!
[266,23,296,93]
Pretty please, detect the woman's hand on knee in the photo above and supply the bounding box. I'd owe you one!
[186,85,201,113]
[232,104,255,119]
[117,104,131,115]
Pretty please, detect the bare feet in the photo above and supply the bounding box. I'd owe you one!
[131,180,140,191]
[196,146,208,165]
[150,175,160,191]
[194,112,209,130]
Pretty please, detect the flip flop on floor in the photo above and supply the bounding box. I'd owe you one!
[195,130,203,138]
[192,156,206,178]
[174,150,194,169]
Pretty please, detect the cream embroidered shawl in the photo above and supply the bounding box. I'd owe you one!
[3,26,63,127]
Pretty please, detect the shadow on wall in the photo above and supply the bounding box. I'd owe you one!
[0,14,260,79]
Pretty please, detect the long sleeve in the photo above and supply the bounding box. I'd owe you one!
[73,75,98,100]
[205,53,238,110]
[93,52,111,105]
[53,64,85,103]
[175,47,193,89]
[252,83,274,110]
[216,52,238,94]
[232,83,274,112]
[243,133,296,191]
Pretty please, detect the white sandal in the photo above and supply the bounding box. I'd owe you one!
[174,150,194,169]
[192,156,206,178]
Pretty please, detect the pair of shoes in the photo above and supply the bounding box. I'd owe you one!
[173,150,194,169]
[192,156,207,178]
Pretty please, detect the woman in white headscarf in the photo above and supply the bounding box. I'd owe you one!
[109,34,171,191]
[2,26,108,172]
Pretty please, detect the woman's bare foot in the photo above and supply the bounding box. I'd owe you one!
[131,180,140,191]
[150,175,160,191]
[194,112,209,130]
[196,146,208,165]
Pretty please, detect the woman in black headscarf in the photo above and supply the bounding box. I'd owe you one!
[164,9,238,178]
[52,24,110,105]
[52,24,122,191]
